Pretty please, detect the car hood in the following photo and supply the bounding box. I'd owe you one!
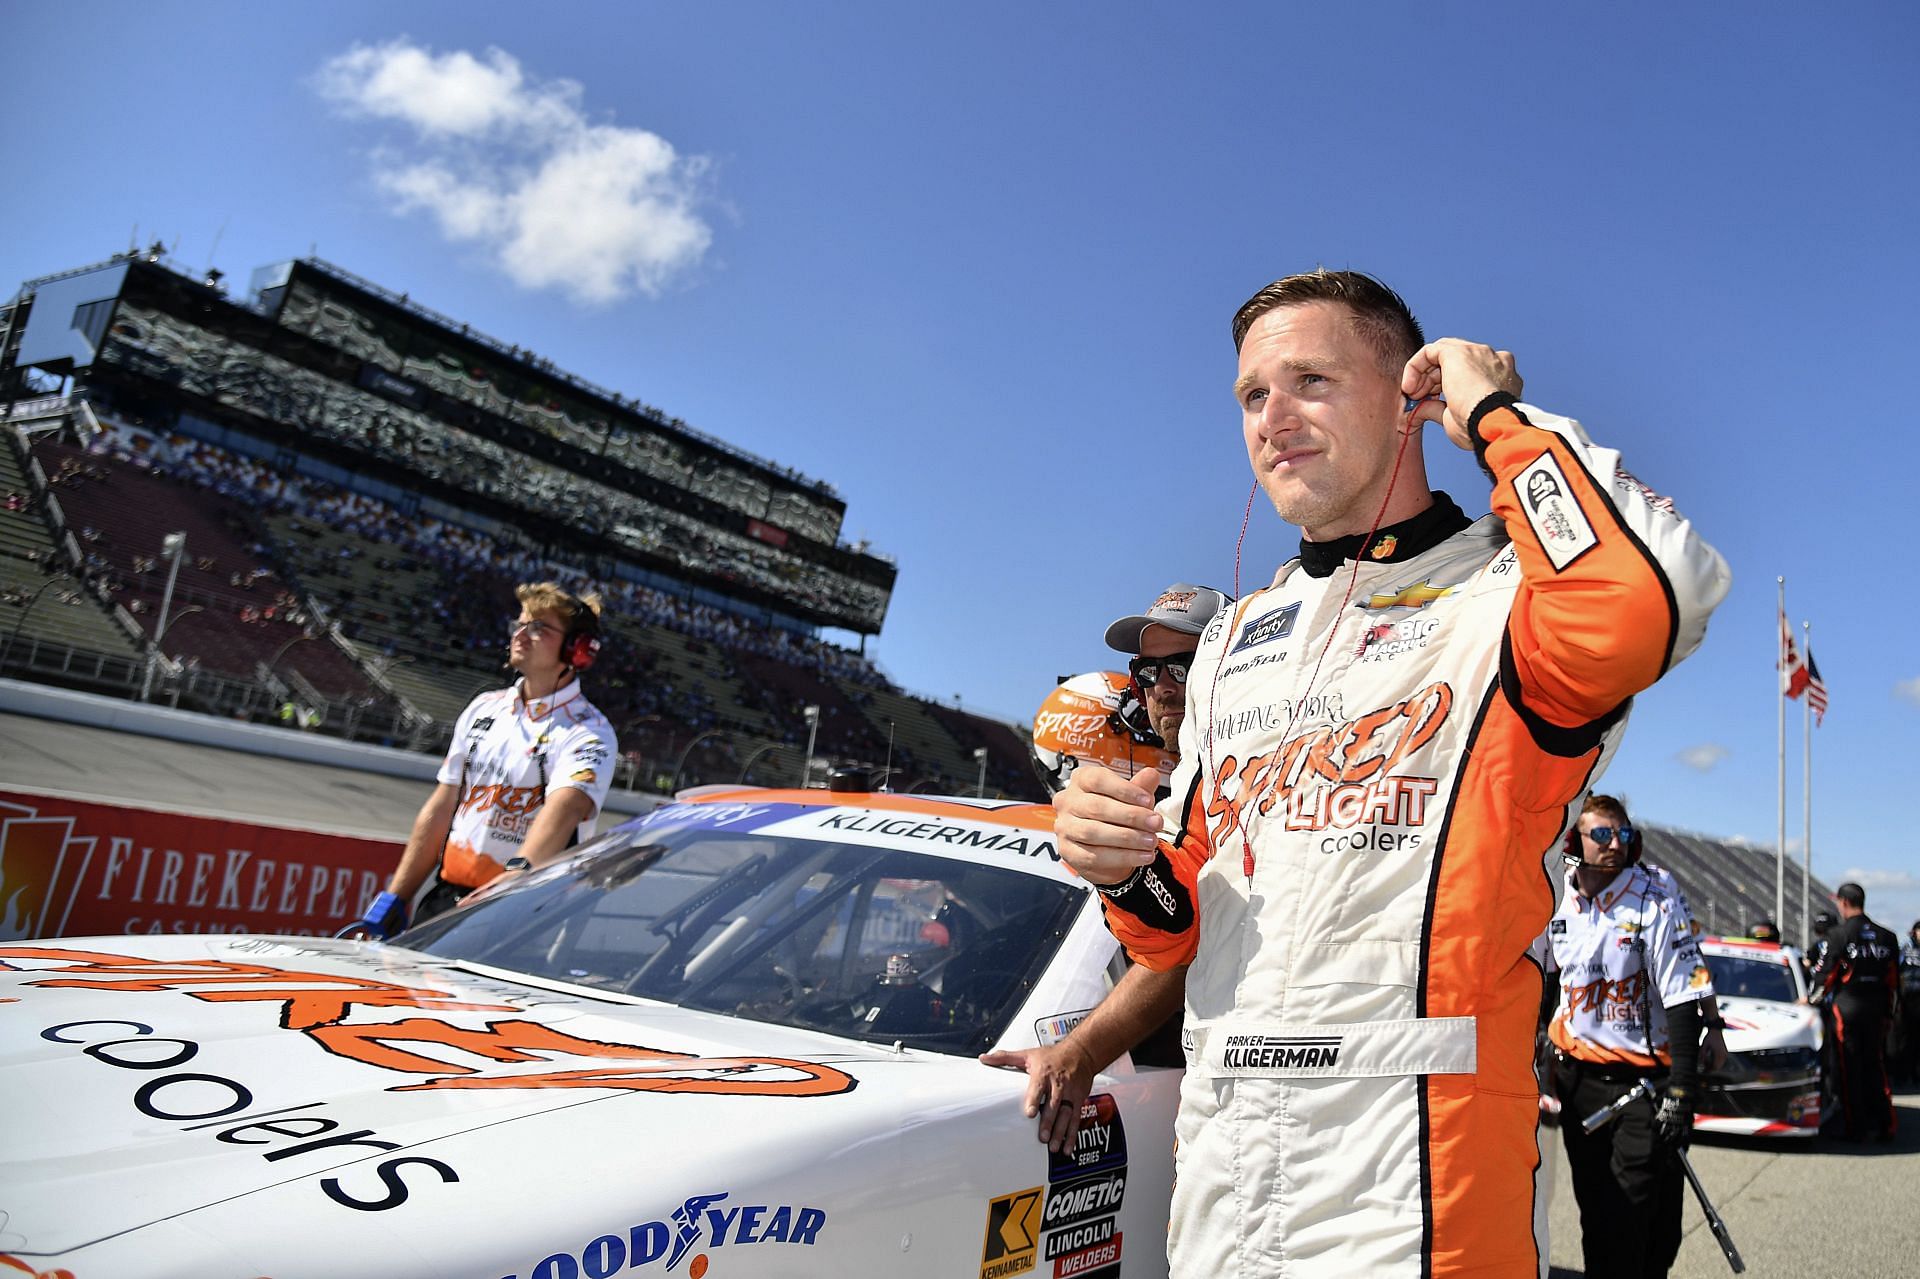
[0,933,1000,1258]
[1719,994,1819,1048]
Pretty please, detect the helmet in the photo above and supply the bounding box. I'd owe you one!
[1030,671,1177,795]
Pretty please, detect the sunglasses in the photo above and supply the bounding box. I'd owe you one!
[1129,651,1196,689]
[510,619,556,639]
[1584,824,1635,848]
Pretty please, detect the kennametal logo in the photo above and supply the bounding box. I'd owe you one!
[1221,1034,1342,1070]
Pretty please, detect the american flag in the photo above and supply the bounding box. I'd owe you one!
[1804,646,1828,726]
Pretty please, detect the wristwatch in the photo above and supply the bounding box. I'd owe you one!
[503,856,533,872]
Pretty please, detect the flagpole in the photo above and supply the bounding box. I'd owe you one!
[1802,619,1812,946]
[1776,577,1786,931]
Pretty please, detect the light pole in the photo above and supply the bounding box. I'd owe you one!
[139,530,187,701]
[973,746,990,799]
[738,741,786,785]
[671,728,733,793]
[800,704,820,788]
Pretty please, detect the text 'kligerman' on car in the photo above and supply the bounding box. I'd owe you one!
[0,788,1180,1278]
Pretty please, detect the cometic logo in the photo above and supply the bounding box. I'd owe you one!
[1042,1172,1126,1230]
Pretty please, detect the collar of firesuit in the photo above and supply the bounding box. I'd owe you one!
[1296,490,1471,579]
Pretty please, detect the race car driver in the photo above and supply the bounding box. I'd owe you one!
[1546,794,1716,1279]
[358,582,618,936]
[1051,270,1731,1277]
[983,585,1231,1151]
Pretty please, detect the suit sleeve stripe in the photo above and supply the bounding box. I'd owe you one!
[1498,631,1631,758]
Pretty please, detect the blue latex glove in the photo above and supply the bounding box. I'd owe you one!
[356,890,409,940]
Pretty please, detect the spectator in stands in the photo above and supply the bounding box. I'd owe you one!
[980,584,1231,1152]
[356,582,618,935]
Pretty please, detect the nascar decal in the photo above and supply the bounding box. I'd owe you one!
[1035,1008,1092,1046]
[1047,1094,1126,1182]
[1515,450,1598,572]
[1204,681,1452,851]
[981,1186,1044,1279]
[2,946,858,1099]
[497,1191,826,1279]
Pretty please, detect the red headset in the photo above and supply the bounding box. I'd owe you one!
[560,616,601,671]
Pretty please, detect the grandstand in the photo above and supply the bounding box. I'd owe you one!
[1,248,1040,798]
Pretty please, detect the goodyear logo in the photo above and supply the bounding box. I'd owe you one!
[981,1186,1043,1279]
[1230,602,1299,654]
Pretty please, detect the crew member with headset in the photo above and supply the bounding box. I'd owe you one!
[1543,793,1717,1279]
[357,582,618,936]
[1803,881,1901,1141]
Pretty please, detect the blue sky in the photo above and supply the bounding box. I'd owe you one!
[4,3,1917,930]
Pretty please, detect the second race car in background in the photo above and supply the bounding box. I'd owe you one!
[1696,936,1823,1137]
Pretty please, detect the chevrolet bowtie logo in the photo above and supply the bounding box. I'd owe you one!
[1358,579,1455,611]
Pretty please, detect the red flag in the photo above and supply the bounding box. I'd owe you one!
[1805,647,1828,725]
[1779,608,1809,698]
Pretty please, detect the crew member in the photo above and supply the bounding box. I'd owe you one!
[1896,920,1920,1087]
[1546,795,1715,1279]
[1052,270,1730,1276]
[358,582,617,936]
[1805,882,1900,1141]
[984,585,1231,1151]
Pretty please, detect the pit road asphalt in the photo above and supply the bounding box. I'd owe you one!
[1545,1090,1920,1277]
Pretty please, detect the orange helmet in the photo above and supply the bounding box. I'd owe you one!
[1030,671,1177,794]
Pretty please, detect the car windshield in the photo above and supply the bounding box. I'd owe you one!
[396,814,1087,1056]
[1705,952,1798,1003]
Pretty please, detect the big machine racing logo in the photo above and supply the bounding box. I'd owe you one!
[1204,681,1452,856]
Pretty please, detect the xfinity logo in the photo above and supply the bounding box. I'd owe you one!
[1230,602,1299,654]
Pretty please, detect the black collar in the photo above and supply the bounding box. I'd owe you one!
[1298,492,1471,579]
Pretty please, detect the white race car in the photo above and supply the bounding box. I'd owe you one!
[0,789,1180,1278]
[1694,936,1823,1138]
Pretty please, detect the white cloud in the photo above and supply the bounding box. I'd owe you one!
[317,39,712,303]
[1676,743,1729,773]
[1896,676,1920,708]
[1838,868,1920,893]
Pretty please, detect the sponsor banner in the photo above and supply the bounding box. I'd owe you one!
[1041,1172,1125,1232]
[981,1187,1044,1279]
[1047,1094,1126,1182]
[0,790,401,940]
[759,809,1060,867]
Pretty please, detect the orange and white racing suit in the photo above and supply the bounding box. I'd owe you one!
[435,679,616,890]
[1092,392,1730,1277]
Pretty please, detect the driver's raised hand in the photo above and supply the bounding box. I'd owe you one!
[1053,763,1165,886]
[1400,339,1523,451]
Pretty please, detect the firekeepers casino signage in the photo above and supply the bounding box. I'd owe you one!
[0,791,401,939]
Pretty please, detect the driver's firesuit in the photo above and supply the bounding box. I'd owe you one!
[1092,393,1730,1277]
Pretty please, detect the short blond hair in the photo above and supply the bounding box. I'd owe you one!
[516,581,602,638]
